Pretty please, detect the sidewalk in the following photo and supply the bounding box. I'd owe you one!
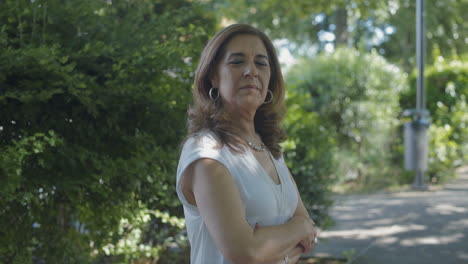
[304,166,468,264]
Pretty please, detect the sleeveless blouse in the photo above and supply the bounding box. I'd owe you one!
[176,130,298,264]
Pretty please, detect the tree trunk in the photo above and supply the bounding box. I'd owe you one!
[335,7,348,47]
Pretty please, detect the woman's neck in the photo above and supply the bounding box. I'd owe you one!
[223,103,262,143]
[229,114,261,144]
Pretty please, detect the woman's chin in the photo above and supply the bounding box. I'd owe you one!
[241,97,263,108]
[227,98,262,112]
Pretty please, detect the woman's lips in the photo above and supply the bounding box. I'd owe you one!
[240,85,259,90]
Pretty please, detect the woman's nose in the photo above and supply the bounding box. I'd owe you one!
[243,61,258,77]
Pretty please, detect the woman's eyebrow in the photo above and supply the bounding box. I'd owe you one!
[228,52,244,58]
[227,52,269,60]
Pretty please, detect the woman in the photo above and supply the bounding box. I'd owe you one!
[176,24,317,264]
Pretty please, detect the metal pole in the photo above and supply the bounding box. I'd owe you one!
[416,0,425,111]
[412,0,428,190]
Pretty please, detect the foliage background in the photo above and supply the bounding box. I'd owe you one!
[0,0,215,263]
[0,0,466,263]
[286,48,407,190]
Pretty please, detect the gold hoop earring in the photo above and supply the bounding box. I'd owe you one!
[209,87,219,100]
[263,90,273,104]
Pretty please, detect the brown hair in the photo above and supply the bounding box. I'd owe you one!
[187,24,287,159]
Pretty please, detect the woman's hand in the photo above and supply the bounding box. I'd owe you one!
[298,237,316,254]
[291,216,317,254]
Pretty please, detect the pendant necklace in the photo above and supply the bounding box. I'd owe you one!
[247,141,266,152]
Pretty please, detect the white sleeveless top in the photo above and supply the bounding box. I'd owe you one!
[176,130,298,264]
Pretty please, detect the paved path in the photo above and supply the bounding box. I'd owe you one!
[305,166,468,264]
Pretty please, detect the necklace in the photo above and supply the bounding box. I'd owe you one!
[247,141,266,152]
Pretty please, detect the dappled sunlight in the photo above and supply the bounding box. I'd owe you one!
[375,199,407,206]
[319,224,427,240]
[332,204,356,212]
[337,196,411,207]
[393,191,436,198]
[334,207,384,221]
[363,218,404,227]
[400,233,464,246]
[312,171,468,263]
[427,203,467,215]
[442,219,468,232]
[333,197,406,210]
[368,208,384,215]
[457,251,468,260]
[375,236,399,245]
[334,213,360,221]
[363,212,419,227]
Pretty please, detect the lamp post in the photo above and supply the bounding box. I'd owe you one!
[416,0,425,112]
[403,0,430,190]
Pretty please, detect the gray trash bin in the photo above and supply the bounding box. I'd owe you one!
[404,120,429,171]
[402,109,431,190]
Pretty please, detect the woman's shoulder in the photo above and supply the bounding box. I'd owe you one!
[178,129,227,171]
[183,129,222,151]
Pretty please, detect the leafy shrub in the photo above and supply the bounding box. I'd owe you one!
[401,58,468,128]
[283,92,336,227]
[0,0,215,262]
[286,48,407,187]
[450,98,468,162]
[426,124,459,183]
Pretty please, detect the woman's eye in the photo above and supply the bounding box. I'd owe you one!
[229,60,268,66]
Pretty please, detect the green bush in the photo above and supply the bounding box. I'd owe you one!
[283,92,336,228]
[0,0,215,262]
[401,59,468,128]
[286,48,407,188]
[450,98,468,162]
[426,124,459,183]
[400,57,468,182]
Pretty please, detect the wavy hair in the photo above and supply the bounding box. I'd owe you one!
[187,24,287,159]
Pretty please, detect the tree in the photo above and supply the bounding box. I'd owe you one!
[208,0,384,41]
[379,0,468,71]
[0,0,216,262]
[206,0,467,70]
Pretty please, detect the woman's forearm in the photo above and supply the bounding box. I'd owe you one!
[249,217,307,263]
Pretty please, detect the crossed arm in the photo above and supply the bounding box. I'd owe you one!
[253,224,308,264]
[189,158,317,264]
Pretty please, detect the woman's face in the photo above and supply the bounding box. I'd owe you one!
[211,34,271,112]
